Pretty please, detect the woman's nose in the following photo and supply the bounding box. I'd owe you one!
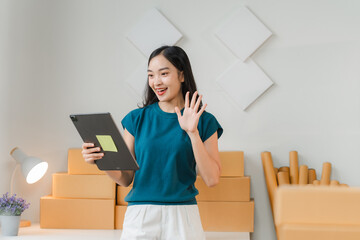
[154,75,162,84]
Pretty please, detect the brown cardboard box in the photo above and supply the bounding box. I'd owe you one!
[219,151,244,177]
[40,196,115,229]
[198,200,254,232]
[277,223,360,240]
[115,205,127,229]
[52,173,116,199]
[116,185,132,205]
[67,148,105,175]
[274,186,360,226]
[196,176,250,202]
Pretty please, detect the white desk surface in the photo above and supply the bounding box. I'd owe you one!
[0,224,250,240]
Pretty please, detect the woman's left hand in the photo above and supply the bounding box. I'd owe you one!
[175,91,207,134]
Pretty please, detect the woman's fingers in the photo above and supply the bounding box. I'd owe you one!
[83,152,104,164]
[81,142,103,164]
[194,94,202,112]
[84,153,103,163]
[82,146,101,155]
[183,90,205,113]
[82,142,94,149]
[190,91,198,109]
[197,103,207,116]
[184,91,190,108]
[175,106,181,119]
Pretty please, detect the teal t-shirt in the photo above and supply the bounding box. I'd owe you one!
[121,102,223,206]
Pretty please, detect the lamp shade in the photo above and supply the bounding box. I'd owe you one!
[10,147,48,184]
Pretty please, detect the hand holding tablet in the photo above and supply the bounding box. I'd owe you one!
[70,113,139,171]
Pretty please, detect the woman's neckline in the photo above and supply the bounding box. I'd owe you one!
[154,102,184,118]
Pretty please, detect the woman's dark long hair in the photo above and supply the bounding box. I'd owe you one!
[141,45,201,108]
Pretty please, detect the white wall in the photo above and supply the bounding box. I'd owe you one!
[0,0,11,198]
[1,0,360,239]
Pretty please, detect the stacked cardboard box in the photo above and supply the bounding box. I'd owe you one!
[275,186,360,240]
[115,151,254,233]
[262,151,360,240]
[40,149,116,229]
[41,149,253,231]
[196,151,254,232]
[115,184,131,229]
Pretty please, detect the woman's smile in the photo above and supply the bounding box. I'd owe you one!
[155,87,168,96]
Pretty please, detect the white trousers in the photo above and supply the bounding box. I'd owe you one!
[120,204,206,240]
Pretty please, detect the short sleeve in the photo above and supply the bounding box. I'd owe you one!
[121,108,142,137]
[198,112,223,142]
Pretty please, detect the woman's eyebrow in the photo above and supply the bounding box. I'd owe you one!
[148,67,170,72]
[159,67,170,71]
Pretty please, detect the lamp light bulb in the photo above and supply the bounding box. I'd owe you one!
[26,162,48,184]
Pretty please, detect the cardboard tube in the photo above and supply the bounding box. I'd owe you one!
[320,162,331,185]
[277,171,290,186]
[274,168,279,186]
[308,168,317,184]
[299,165,308,185]
[289,151,299,184]
[261,151,277,212]
[278,166,290,184]
[278,166,290,173]
[313,180,320,185]
[330,180,339,186]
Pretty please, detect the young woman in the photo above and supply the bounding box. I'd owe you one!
[82,45,223,239]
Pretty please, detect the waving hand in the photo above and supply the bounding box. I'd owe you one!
[175,91,207,134]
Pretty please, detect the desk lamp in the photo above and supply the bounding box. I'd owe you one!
[9,147,48,227]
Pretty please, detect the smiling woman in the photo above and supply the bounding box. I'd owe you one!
[143,46,200,111]
[82,45,223,240]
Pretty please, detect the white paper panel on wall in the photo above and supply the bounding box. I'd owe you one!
[216,6,273,110]
[217,59,273,110]
[215,6,272,61]
[127,8,183,57]
[126,61,148,97]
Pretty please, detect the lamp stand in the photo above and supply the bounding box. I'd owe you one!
[20,220,31,227]
[10,163,32,228]
[10,163,20,196]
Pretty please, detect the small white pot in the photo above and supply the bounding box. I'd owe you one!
[0,215,21,236]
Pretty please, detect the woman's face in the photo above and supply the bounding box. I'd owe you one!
[148,54,184,105]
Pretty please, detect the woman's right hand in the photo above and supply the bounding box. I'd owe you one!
[81,143,104,164]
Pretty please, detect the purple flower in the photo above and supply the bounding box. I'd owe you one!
[0,192,30,216]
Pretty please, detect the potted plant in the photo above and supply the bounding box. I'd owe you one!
[0,192,30,236]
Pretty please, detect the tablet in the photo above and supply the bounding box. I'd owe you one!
[70,113,139,171]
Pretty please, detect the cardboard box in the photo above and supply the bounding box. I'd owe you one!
[277,223,360,240]
[196,176,250,202]
[219,151,244,177]
[116,185,132,205]
[68,148,105,175]
[198,200,254,232]
[40,196,115,229]
[115,205,127,229]
[274,186,360,226]
[52,173,116,199]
